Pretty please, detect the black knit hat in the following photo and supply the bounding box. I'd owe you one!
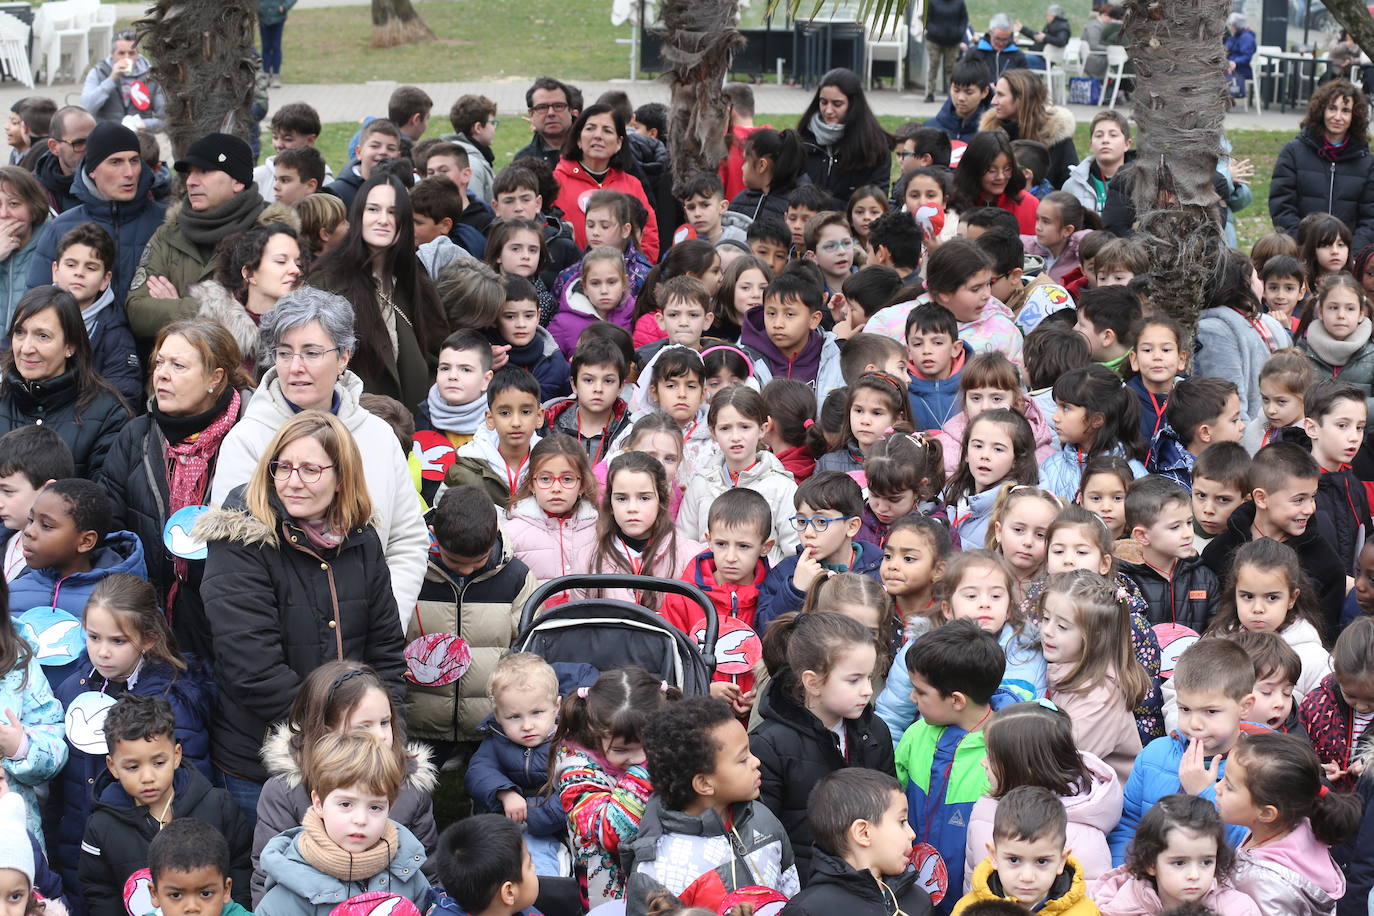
[82,122,140,175]
[173,132,254,187]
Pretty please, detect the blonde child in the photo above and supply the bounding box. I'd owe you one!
[601,412,685,520]
[677,386,799,563]
[880,513,952,635]
[485,218,559,324]
[935,351,1056,478]
[1041,365,1148,502]
[800,572,900,680]
[859,432,945,546]
[815,372,915,474]
[943,411,1039,550]
[1298,273,1374,410]
[986,484,1063,587]
[1037,570,1150,783]
[551,247,636,357]
[505,436,601,585]
[1257,348,1313,446]
[1076,456,1134,540]
[550,667,681,908]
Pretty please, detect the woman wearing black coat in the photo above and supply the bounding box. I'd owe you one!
[796,68,894,202]
[1269,79,1374,250]
[192,409,407,818]
[0,286,128,477]
[97,319,252,661]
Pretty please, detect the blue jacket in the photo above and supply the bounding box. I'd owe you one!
[1126,374,1171,446]
[925,98,986,144]
[49,657,215,910]
[1224,28,1257,81]
[949,486,1000,552]
[1146,420,1195,491]
[1040,443,1148,503]
[756,539,883,631]
[908,368,963,432]
[1107,731,1249,865]
[0,230,42,333]
[464,714,564,837]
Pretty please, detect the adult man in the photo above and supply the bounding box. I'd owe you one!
[81,30,167,133]
[1083,5,1123,79]
[126,132,266,344]
[388,85,432,159]
[323,118,401,210]
[962,14,1028,83]
[443,94,497,203]
[32,106,96,213]
[514,77,581,167]
[1017,4,1071,67]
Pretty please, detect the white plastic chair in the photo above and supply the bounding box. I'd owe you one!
[0,13,32,89]
[1040,41,1067,104]
[31,2,90,87]
[1104,45,1128,108]
[863,15,908,89]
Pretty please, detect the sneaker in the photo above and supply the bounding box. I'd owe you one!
[924,92,934,102]
[270,74,283,88]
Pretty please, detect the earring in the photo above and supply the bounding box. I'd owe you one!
[207,387,215,394]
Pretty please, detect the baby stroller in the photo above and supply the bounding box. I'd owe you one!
[513,574,719,695]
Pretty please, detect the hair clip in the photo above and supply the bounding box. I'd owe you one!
[883,426,896,436]
[659,680,670,693]
[1319,785,1331,798]
[803,418,815,428]
[1036,697,1060,712]
[577,686,590,699]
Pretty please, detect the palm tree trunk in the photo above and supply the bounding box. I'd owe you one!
[657,0,746,195]
[371,0,435,48]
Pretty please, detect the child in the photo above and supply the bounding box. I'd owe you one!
[1118,476,1221,633]
[1201,442,1346,638]
[150,818,254,916]
[1229,629,1307,736]
[630,241,723,350]
[544,336,634,466]
[551,248,636,358]
[986,485,1064,588]
[0,426,71,584]
[504,436,599,585]
[1297,212,1352,288]
[1091,794,1260,916]
[757,472,881,629]
[738,274,844,405]
[485,218,559,324]
[253,661,438,906]
[80,695,251,916]
[926,239,1025,370]
[1258,348,1312,446]
[761,378,817,484]
[1107,639,1256,864]
[816,373,915,473]
[967,701,1121,892]
[1260,255,1307,331]
[1023,323,1092,429]
[443,367,544,508]
[1300,275,1374,413]
[784,185,834,253]
[1299,617,1374,792]
[255,102,326,200]
[944,413,1038,550]
[465,654,567,876]
[861,432,945,546]
[928,59,992,143]
[1127,316,1189,447]
[628,697,801,915]
[846,186,888,253]
[635,347,712,478]
[272,146,326,205]
[1064,110,1133,215]
[433,814,540,916]
[895,619,1008,913]
[555,190,653,300]
[10,479,147,690]
[711,256,772,342]
[954,785,1097,915]
[1022,192,1098,284]
[679,172,746,246]
[803,212,857,296]
[635,277,723,368]
[780,768,933,916]
[490,276,571,403]
[1075,286,1141,378]
[549,667,680,907]
[1011,139,1052,199]
[1190,442,1250,550]
[604,411,687,519]
[49,223,141,403]
[52,574,213,909]
[802,573,901,684]
[491,164,581,280]
[1303,378,1372,573]
[1077,456,1134,540]
[1040,365,1147,502]
[255,731,428,916]
[1143,379,1253,494]
[933,351,1055,478]
[880,514,952,635]
[416,329,493,504]
[703,345,753,398]
[1345,538,1374,628]
[0,585,61,847]
[746,219,791,278]
[838,333,908,388]
[1092,238,1149,288]
[905,303,965,434]
[1036,571,1149,783]
[1220,731,1359,913]
[729,130,808,231]
[750,612,894,882]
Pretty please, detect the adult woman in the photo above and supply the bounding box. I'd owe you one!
[1224,12,1257,97]
[194,222,306,377]
[194,409,406,812]
[0,287,128,477]
[979,68,1079,188]
[310,172,448,407]
[258,0,296,88]
[553,103,661,260]
[952,130,1040,233]
[796,68,893,201]
[0,167,51,332]
[1269,79,1374,251]
[97,319,253,660]
[209,287,428,636]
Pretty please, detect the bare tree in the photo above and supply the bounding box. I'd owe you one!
[372,0,435,48]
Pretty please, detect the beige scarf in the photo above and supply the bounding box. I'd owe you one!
[297,807,398,882]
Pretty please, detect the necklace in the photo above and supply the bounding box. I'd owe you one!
[374,278,413,329]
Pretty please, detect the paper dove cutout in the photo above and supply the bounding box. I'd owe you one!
[329,893,422,916]
[17,606,83,665]
[412,430,457,481]
[695,618,761,677]
[716,887,788,916]
[403,633,472,686]
[1154,622,1201,680]
[124,868,159,916]
[906,842,949,904]
[65,691,117,754]
[163,505,210,560]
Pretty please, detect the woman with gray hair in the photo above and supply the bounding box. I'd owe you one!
[208,286,428,629]
[1225,12,1257,96]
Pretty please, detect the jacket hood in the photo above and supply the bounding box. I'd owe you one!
[93,761,213,819]
[689,551,768,592]
[1062,751,1123,833]
[978,105,1076,146]
[508,493,598,525]
[191,506,276,548]
[243,366,369,439]
[73,158,157,215]
[932,98,986,132]
[696,448,791,488]
[260,721,438,794]
[33,150,73,196]
[563,277,633,324]
[1246,819,1345,898]
[24,529,145,582]
[738,304,825,375]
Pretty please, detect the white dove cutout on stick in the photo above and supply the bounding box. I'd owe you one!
[163,505,210,560]
[17,607,83,664]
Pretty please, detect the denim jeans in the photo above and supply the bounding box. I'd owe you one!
[215,768,263,828]
[260,20,285,74]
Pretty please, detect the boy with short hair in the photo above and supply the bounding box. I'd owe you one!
[956,787,1095,915]
[679,172,746,245]
[803,211,858,295]
[1063,111,1133,214]
[1258,348,1313,447]
[738,274,844,406]
[1107,639,1255,863]
[80,695,251,916]
[1118,476,1220,632]
[544,336,635,462]
[1226,629,1306,735]
[1146,376,1245,490]
[1023,323,1091,427]
[905,303,966,432]
[628,696,799,916]
[747,219,791,276]
[444,93,498,205]
[408,486,539,756]
[423,141,495,236]
[1075,285,1141,376]
[631,102,667,140]
[1127,316,1188,445]
[416,329,494,505]
[1010,139,1052,198]
[782,768,932,916]
[272,146,325,205]
[444,366,543,507]
[0,426,72,583]
[554,190,652,300]
[1303,378,1372,574]
[757,472,882,629]
[865,208,924,286]
[784,185,838,252]
[253,102,328,202]
[928,59,992,143]
[148,817,250,916]
[493,275,571,402]
[1259,254,1307,328]
[973,227,1071,338]
[635,276,724,366]
[323,118,400,209]
[411,176,487,260]
[1201,441,1347,635]
[49,221,141,403]
[465,653,568,876]
[388,84,434,156]
[434,815,540,916]
[840,332,908,387]
[1092,238,1149,288]
[1190,441,1250,548]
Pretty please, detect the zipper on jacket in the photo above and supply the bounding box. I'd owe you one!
[523,746,532,780]
[1329,160,1336,214]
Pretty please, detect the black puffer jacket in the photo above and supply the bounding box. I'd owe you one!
[1314,465,1371,577]
[1269,129,1374,250]
[780,850,933,916]
[923,0,968,47]
[96,390,250,661]
[0,366,128,477]
[1116,555,1221,633]
[729,175,810,228]
[799,134,892,202]
[193,497,407,782]
[750,669,895,885]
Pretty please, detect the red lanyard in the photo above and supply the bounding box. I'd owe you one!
[619,538,644,575]
[1149,391,1169,443]
[1261,427,1274,447]
[578,409,612,465]
[1235,308,1278,352]
[502,452,529,496]
[726,458,759,486]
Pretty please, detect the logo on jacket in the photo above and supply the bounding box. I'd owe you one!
[128,81,152,111]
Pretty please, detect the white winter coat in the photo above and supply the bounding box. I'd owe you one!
[676,448,800,564]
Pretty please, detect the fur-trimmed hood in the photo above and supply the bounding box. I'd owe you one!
[979,104,1077,145]
[259,721,438,793]
[191,505,279,548]
[191,279,260,366]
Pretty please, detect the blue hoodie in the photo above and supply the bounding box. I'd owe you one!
[908,366,964,432]
[925,98,987,144]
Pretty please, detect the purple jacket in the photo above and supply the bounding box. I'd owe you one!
[548,277,637,357]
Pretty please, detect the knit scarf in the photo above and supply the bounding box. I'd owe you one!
[1306,317,1373,367]
[297,807,398,883]
[177,187,265,247]
[1319,134,1349,162]
[425,383,487,434]
[300,518,346,550]
[808,113,845,148]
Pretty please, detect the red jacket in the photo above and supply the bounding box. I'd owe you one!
[660,552,767,695]
[1300,673,1364,791]
[553,159,661,261]
[987,190,1039,235]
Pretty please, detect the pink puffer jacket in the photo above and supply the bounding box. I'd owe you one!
[504,495,600,584]
[935,394,1056,478]
[1090,865,1262,916]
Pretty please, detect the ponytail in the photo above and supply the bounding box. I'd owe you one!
[746,129,806,190]
[1233,731,1362,846]
[544,667,681,785]
[1042,190,1103,234]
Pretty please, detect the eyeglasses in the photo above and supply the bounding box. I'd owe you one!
[984,165,1015,178]
[534,473,579,489]
[817,237,856,254]
[269,461,334,483]
[57,137,87,152]
[531,102,569,114]
[896,151,917,160]
[273,347,338,365]
[789,515,855,532]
